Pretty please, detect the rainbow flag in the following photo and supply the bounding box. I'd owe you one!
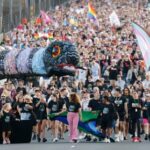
[87,2,97,20]
[132,22,150,70]
[48,32,54,41]
[34,33,39,39]
[48,111,115,142]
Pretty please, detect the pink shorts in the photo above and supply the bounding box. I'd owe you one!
[143,118,149,124]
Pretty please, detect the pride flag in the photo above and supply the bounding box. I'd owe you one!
[87,2,97,20]
[132,23,150,70]
[49,111,114,142]
[40,10,52,24]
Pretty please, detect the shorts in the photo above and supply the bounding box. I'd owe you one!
[101,117,113,130]
[118,114,125,121]
[143,118,149,125]
[1,122,11,132]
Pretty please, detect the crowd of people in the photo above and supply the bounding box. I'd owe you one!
[0,0,150,144]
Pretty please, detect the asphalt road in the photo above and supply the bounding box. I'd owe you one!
[1,127,150,149]
[1,143,150,150]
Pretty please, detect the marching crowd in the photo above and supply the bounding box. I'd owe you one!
[0,0,150,144]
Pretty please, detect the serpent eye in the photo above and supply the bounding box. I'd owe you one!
[52,46,61,58]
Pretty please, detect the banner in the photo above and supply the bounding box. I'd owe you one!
[132,22,150,70]
[49,111,113,140]
[109,11,121,27]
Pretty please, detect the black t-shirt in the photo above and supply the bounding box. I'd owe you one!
[33,97,47,119]
[113,96,126,115]
[32,97,40,112]
[1,111,12,123]
[60,96,69,107]
[122,95,133,113]
[48,100,60,113]
[19,102,33,113]
[129,99,142,119]
[101,103,115,120]
[142,101,149,118]
[67,102,81,113]
[88,99,102,111]
[123,60,131,74]
[109,65,119,80]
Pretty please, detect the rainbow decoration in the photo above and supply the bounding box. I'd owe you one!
[132,23,150,70]
[34,33,39,39]
[48,33,54,41]
[87,2,97,20]
[49,111,114,142]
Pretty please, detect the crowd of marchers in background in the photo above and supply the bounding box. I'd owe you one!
[0,0,150,144]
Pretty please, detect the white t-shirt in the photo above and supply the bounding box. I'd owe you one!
[81,99,90,111]
[142,79,150,89]
[78,69,87,83]
[91,63,100,81]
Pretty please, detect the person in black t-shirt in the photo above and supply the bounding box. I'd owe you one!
[33,88,47,143]
[129,91,142,142]
[59,88,69,139]
[48,93,64,142]
[122,56,131,80]
[141,94,150,140]
[67,93,81,143]
[113,88,128,142]
[122,87,133,140]
[0,103,12,144]
[108,60,119,81]
[17,95,34,121]
[88,87,102,111]
[100,96,116,143]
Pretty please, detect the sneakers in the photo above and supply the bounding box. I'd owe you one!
[37,135,41,142]
[132,137,141,142]
[103,138,110,143]
[115,134,120,142]
[93,138,98,142]
[6,138,10,144]
[119,133,124,141]
[42,138,47,143]
[85,135,92,142]
[32,134,36,140]
[3,139,11,144]
[145,134,148,140]
[52,138,58,142]
[3,140,7,144]
[79,134,86,140]
[72,139,79,143]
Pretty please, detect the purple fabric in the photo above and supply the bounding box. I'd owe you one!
[16,48,32,74]
[4,49,19,74]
